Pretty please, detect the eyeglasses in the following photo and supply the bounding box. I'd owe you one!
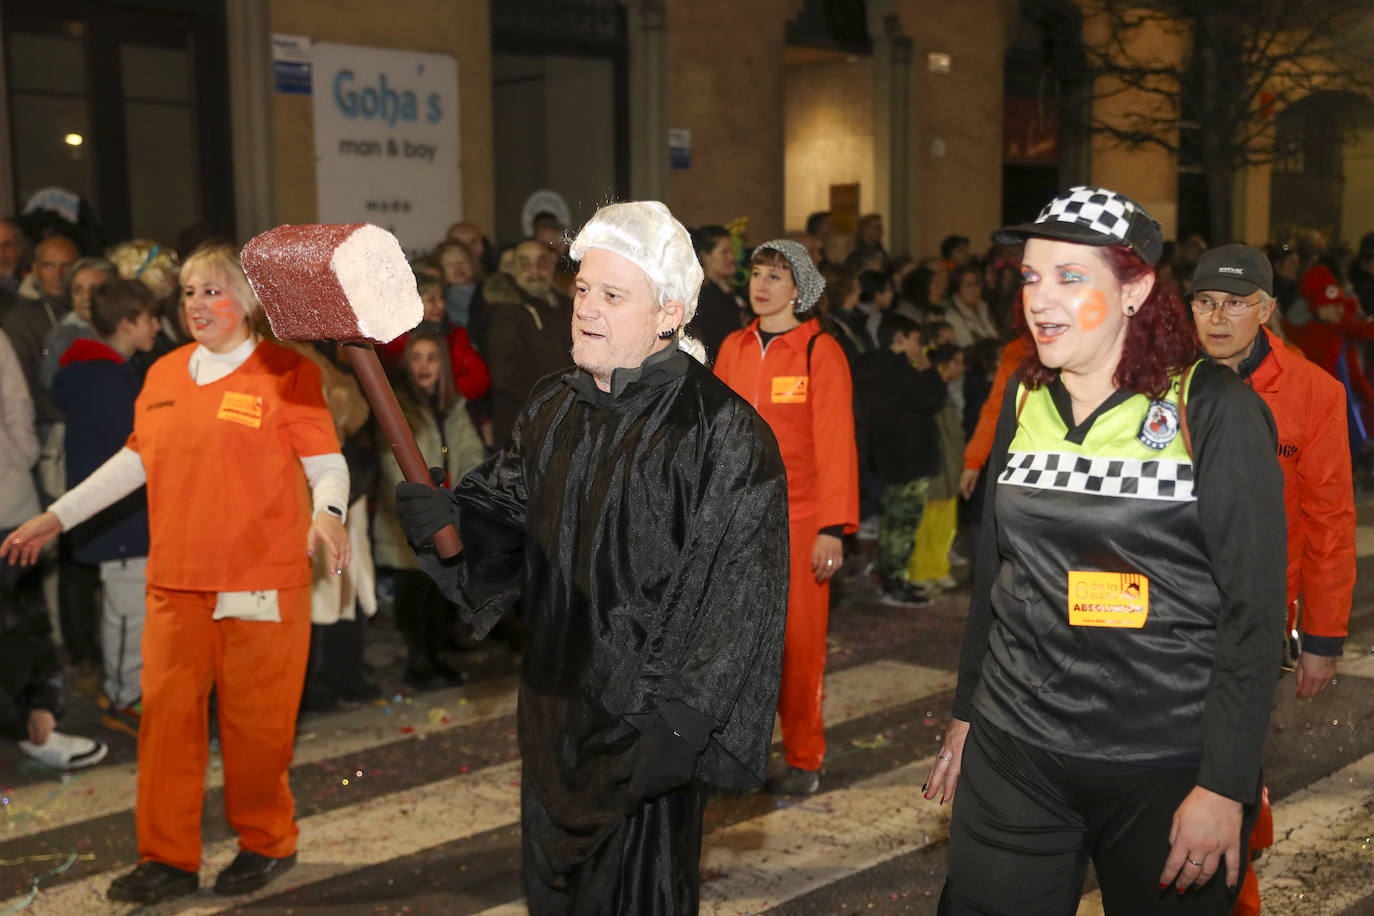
[1190,295,1261,316]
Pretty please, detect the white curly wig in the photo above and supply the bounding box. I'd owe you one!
[569,201,707,363]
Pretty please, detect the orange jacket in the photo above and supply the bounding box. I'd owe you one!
[714,319,859,531]
[1245,327,1355,649]
[963,337,1031,472]
[128,342,339,592]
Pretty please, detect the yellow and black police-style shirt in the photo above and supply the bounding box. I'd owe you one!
[953,359,1287,803]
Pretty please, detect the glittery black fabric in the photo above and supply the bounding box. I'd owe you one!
[414,348,789,898]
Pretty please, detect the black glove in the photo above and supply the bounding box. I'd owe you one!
[394,467,459,545]
[618,716,701,808]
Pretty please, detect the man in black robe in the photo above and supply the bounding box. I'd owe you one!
[396,200,789,914]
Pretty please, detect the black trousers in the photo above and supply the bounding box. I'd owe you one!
[522,779,710,915]
[392,569,455,671]
[57,538,101,665]
[940,713,1255,916]
[0,637,39,741]
[305,616,369,697]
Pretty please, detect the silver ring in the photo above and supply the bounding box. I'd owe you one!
[938,754,952,761]
[826,559,834,566]
[1188,858,1203,867]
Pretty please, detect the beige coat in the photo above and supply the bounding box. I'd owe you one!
[373,398,485,570]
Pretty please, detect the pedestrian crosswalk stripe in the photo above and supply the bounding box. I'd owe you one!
[1,660,954,911]
[465,756,951,916]
[1,675,520,841]
[3,662,952,843]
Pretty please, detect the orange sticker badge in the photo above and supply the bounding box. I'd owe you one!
[772,376,808,404]
[216,391,263,428]
[1077,289,1109,331]
[1067,571,1149,628]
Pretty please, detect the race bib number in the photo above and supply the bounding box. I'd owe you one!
[1067,571,1148,628]
[772,376,808,404]
[216,391,262,428]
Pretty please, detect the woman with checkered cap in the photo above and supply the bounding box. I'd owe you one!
[713,239,860,797]
[923,187,1288,914]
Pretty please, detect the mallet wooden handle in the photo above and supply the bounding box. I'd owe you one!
[344,343,461,558]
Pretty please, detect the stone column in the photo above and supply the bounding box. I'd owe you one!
[226,0,277,240]
[885,16,914,258]
[623,0,667,201]
[0,3,13,217]
[869,1,914,258]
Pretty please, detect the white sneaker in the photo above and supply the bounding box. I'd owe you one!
[19,732,108,769]
[947,548,968,567]
[937,575,959,590]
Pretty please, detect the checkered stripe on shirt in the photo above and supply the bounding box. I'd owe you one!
[1000,451,1195,502]
[1037,187,1135,243]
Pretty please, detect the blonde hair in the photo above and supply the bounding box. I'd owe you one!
[179,243,264,327]
[107,239,180,301]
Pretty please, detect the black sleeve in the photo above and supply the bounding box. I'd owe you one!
[414,411,529,638]
[951,373,1022,720]
[907,367,947,413]
[1187,360,1286,801]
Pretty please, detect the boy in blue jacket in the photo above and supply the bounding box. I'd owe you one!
[50,279,159,735]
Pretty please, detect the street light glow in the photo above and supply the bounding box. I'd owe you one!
[64,133,83,147]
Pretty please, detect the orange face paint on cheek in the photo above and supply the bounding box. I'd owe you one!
[210,299,239,331]
[1077,289,1108,331]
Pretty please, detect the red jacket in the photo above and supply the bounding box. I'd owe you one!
[377,324,491,402]
[714,319,859,531]
[963,337,1031,472]
[1246,326,1355,650]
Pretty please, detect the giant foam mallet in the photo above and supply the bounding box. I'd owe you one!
[242,223,461,558]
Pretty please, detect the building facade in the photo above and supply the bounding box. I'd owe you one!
[3,0,1371,259]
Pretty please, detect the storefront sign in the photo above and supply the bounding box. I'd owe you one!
[311,42,461,255]
[669,127,692,170]
[272,34,312,95]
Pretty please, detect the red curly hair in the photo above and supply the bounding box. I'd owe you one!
[1017,244,1197,399]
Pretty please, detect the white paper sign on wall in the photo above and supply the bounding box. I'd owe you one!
[311,42,461,257]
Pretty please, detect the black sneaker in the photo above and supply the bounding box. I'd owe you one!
[403,660,468,690]
[764,765,821,796]
[879,581,931,607]
[214,850,297,896]
[107,861,198,904]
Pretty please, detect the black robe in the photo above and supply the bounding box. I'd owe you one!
[416,347,789,897]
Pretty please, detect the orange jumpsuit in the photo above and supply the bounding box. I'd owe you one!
[1233,328,1355,916]
[127,341,338,872]
[714,319,858,770]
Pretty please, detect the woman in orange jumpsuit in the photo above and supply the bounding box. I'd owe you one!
[714,239,859,795]
[3,245,350,905]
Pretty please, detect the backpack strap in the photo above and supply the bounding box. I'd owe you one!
[806,330,819,375]
[1016,383,1031,422]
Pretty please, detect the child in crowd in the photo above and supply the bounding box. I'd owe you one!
[372,330,486,688]
[854,315,946,606]
[1,560,107,768]
[380,274,491,404]
[49,278,160,735]
[909,343,966,592]
[922,320,957,348]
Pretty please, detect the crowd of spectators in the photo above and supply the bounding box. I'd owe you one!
[4,196,1374,774]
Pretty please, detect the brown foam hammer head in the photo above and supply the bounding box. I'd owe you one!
[242,223,423,344]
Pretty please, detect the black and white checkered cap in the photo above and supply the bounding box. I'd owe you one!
[993,186,1164,266]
